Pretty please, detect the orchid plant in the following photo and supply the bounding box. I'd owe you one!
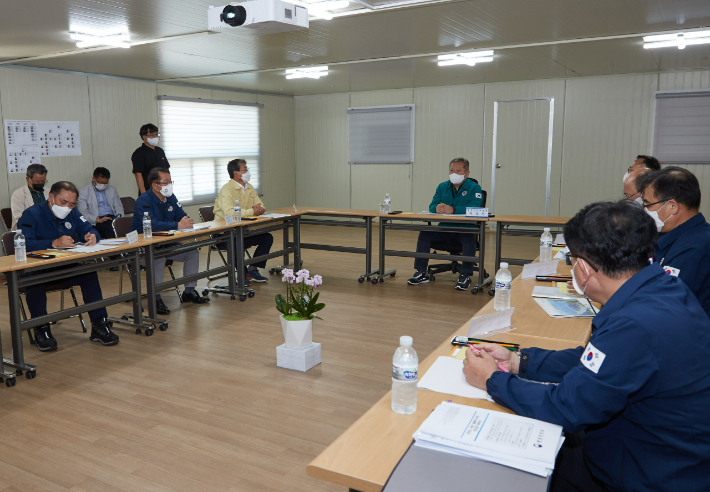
[275,269,325,321]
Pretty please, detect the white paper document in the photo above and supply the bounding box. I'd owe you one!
[553,246,570,260]
[531,286,584,300]
[413,401,565,477]
[4,119,41,174]
[64,244,119,253]
[553,234,565,246]
[261,213,291,218]
[467,308,515,337]
[417,357,494,402]
[534,298,596,318]
[37,121,81,157]
[99,238,128,245]
[177,223,211,232]
[521,260,559,280]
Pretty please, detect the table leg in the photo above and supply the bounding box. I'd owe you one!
[495,222,503,273]
[132,250,142,322]
[145,244,157,320]
[283,224,290,266]
[377,219,385,283]
[8,271,24,368]
[478,223,486,288]
[235,226,245,291]
[227,228,237,299]
[293,217,301,271]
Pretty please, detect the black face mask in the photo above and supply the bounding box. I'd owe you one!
[32,183,44,192]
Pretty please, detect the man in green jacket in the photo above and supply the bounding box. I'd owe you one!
[408,157,483,291]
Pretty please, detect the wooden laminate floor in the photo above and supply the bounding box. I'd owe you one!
[0,224,539,492]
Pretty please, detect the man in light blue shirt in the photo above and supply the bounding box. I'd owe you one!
[77,167,124,239]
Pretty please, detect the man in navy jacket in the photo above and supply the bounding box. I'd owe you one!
[17,181,119,351]
[637,166,710,317]
[463,201,710,492]
[130,168,210,315]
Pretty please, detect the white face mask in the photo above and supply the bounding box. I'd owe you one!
[94,182,107,191]
[449,173,466,185]
[571,260,589,296]
[645,201,672,232]
[147,137,159,146]
[634,196,643,206]
[51,202,71,219]
[622,171,630,184]
[159,183,173,197]
[240,171,251,183]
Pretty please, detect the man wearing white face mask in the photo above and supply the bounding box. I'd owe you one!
[637,167,710,318]
[408,157,483,290]
[622,154,661,184]
[77,167,124,239]
[131,123,170,196]
[462,201,710,492]
[622,168,650,206]
[17,181,120,351]
[131,168,211,314]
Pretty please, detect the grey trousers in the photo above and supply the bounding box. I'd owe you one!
[153,250,199,292]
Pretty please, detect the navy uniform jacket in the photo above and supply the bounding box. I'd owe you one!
[130,191,186,233]
[655,213,710,318]
[18,202,100,252]
[486,263,710,492]
[428,178,483,228]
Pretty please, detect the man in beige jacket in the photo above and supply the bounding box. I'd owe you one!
[214,159,273,284]
[10,164,48,230]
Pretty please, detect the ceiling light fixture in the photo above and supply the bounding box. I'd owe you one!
[69,27,131,49]
[643,29,710,49]
[302,0,350,20]
[437,50,494,67]
[285,65,329,79]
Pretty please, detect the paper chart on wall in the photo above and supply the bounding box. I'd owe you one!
[38,121,81,157]
[4,119,41,174]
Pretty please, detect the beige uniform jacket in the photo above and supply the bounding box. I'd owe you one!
[10,185,48,230]
[213,180,264,219]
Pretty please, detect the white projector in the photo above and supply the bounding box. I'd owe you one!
[208,0,309,35]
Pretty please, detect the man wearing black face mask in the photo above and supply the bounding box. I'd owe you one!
[10,163,48,230]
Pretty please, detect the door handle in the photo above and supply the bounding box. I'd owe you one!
[495,163,501,169]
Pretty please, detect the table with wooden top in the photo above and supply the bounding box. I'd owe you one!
[306,262,592,492]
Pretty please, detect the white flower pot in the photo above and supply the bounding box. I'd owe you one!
[280,315,313,348]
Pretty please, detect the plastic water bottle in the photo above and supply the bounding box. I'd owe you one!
[392,336,418,415]
[14,229,26,262]
[384,193,391,214]
[540,227,553,262]
[233,199,242,222]
[142,211,152,238]
[494,262,512,311]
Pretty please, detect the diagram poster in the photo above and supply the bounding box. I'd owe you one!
[38,121,81,157]
[4,119,41,174]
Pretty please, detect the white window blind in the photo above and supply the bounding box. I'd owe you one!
[348,105,415,164]
[653,91,710,164]
[158,96,262,205]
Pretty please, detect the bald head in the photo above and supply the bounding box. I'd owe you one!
[624,168,650,202]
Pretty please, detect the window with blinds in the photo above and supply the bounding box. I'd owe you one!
[348,105,415,164]
[158,96,263,205]
[653,91,710,164]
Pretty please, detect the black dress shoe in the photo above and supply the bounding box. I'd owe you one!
[182,290,211,304]
[33,324,58,352]
[89,318,120,346]
[156,298,171,315]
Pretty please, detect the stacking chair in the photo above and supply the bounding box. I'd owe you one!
[199,206,230,280]
[112,217,182,302]
[1,208,12,231]
[1,231,87,346]
[120,197,136,216]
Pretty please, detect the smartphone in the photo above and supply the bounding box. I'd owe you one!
[153,231,175,236]
[28,253,55,259]
[389,211,403,215]
[242,217,258,221]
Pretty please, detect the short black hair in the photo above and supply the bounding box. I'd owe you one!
[147,167,170,186]
[49,181,78,197]
[93,167,111,179]
[636,155,661,171]
[564,201,656,279]
[636,166,701,210]
[139,123,159,138]
[227,159,247,179]
[450,157,469,172]
[26,164,47,178]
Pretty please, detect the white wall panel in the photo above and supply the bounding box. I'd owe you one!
[560,74,658,215]
[211,90,258,104]
[156,83,213,99]
[88,77,158,200]
[294,93,350,208]
[258,94,295,209]
[413,84,485,213]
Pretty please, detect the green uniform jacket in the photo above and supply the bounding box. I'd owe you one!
[428,178,483,228]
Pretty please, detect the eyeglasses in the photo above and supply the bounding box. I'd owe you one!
[155,180,174,186]
[624,190,641,200]
[145,133,160,138]
[567,254,599,273]
[642,199,668,209]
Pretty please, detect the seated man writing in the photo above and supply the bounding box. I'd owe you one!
[637,166,710,318]
[17,181,119,351]
[462,200,710,492]
[130,168,211,314]
[213,158,273,285]
[407,157,483,291]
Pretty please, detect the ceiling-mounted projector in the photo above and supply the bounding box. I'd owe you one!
[208,0,309,34]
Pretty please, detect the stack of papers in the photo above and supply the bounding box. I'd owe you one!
[553,246,570,260]
[553,234,565,246]
[413,401,565,477]
[533,298,597,318]
[521,260,559,279]
[417,357,494,402]
[100,238,127,245]
[63,244,119,253]
[531,286,584,300]
[261,213,291,218]
[468,307,515,337]
[177,223,211,232]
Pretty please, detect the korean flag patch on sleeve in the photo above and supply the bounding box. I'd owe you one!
[581,341,606,374]
[79,215,87,222]
[475,192,482,199]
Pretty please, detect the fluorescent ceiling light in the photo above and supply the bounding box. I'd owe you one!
[643,29,710,49]
[69,28,131,49]
[437,50,494,67]
[285,66,329,79]
[303,0,350,20]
